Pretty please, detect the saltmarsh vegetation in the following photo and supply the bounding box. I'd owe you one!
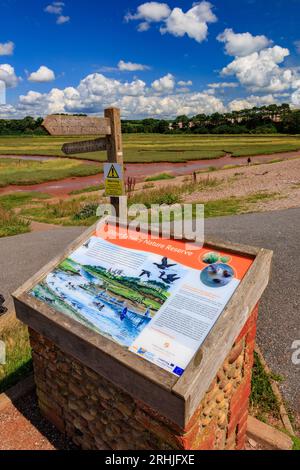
[0,134,300,165]
[0,158,101,188]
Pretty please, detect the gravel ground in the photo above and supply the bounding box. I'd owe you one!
[0,391,75,450]
[154,158,300,211]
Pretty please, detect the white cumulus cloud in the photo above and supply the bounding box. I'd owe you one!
[44,2,70,24]
[217,28,300,101]
[291,88,300,107]
[45,2,64,14]
[0,104,18,118]
[217,28,272,57]
[160,1,217,42]
[56,15,70,24]
[221,45,295,93]
[0,64,19,88]
[177,80,193,86]
[28,66,56,83]
[137,22,151,32]
[0,41,15,56]
[118,60,150,72]
[14,71,227,118]
[228,94,277,112]
[126,1,217,43]
[152,73,175,92]
[208,82,238,89]
[125,2,171,23]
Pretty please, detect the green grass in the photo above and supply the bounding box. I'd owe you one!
[291,435,300,451]
[0,322,33,394]
[193,192,278,218]
[0,206,30,237]
[250,352,281,421]
[19,184,276,227]
[0,191,50,210]
[1,134,300,164]
[0,192,52,238]
[145,173,175,182]
[0,158,101,188]
[69,184,104,195]
[19,177,220,225]
[130,176,221,207]
[20,195,100,226]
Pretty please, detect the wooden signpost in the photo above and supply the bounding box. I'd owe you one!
[43,108,125,216]
[43,114,111,136]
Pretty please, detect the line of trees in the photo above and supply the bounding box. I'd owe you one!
[122,104,300,135]
[0,116,47,135]
[0,104,300,135]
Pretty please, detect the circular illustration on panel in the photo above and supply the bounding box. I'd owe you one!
[202,252,232,265]
[200,263,234,288]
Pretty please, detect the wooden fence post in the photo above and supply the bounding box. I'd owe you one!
[105,107,125,218]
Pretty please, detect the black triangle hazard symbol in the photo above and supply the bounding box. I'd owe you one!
[107,164,119,179]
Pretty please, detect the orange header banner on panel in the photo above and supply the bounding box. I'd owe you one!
[95,223,253,281]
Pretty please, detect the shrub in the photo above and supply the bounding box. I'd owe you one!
[73,203,99,220]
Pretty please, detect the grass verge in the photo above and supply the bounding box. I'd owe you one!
[0,207,30,237]
[250,351,281,422]
[0,192,50,210]
[0,192,51,238]
[0,321,32,394]
[195,192,278,218]
[20,196,100,227]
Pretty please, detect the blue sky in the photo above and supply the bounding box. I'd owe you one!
[0,0,300,118]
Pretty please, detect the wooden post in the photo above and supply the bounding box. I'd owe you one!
[105,108,125,218]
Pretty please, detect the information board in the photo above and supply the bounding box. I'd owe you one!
[29,224,253,377]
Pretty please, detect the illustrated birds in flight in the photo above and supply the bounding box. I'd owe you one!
[154,257,177,270]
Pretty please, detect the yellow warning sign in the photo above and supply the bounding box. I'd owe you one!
[104,163,124,197]
[107,164,120,179]
[105,180,123,197]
